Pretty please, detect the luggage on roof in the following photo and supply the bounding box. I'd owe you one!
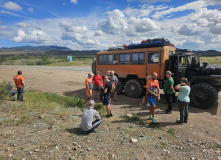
[128,38,170,49]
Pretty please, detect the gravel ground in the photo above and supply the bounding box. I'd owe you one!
[0,65,221,159]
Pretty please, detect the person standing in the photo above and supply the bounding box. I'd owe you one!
[139,76,151,106]
[85,73,93,104]
[80,100,102,133]
[146,72,160,123]
[175,78,191,124]
[164,71,175,114]
[13,70,25,101]
[92,71,103,100]
[110,71,118,101]
[103,75,115,118]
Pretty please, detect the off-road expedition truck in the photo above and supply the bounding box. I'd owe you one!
[92,41,221,109]
[168,49,221,109]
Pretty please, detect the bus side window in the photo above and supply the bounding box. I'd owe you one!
[148,53,160,63]
[132,52,145,64]
[98,55,107,65]
[108,54,118,64]
[119,53,130,64]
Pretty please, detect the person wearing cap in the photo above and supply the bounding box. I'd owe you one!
[80,100,102,133]
[103,75,115,118]
[110,71,118,102]
[163,71,175,114]
[85,73,93,104]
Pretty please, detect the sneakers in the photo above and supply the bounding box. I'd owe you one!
[152,118,157,123]
[147,115,153,120]
[105,114,110,118]
[176,119,183,124]
[139,103,143,106]
[146,103,150,107]
[110,113,113,117]
[165,110,171,114]
[90,130,97,134]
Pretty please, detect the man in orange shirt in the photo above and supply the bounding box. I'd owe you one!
[13,70,25,101]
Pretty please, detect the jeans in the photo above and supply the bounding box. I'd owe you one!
[165,94,173,111]
[17,86,24,101]
[178,100,189,122]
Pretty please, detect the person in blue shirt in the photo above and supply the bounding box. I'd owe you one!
[175,78,191,124]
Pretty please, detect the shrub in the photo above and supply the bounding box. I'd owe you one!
[167,128,175,136]
[127,114,145,125]
[94,103,105,114]
[0,81,9,100]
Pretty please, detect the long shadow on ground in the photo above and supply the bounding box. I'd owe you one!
[66,128,89,136]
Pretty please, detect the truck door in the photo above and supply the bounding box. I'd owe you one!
[146,52,161,78]
[177,56,188,78]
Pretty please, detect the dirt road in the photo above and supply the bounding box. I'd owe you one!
[0,65,221,148]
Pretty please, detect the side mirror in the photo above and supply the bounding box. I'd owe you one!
[203,62,208,68]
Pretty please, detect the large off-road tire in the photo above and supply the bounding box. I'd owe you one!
[115,79,123,95]
[190,83,218,109]
[91,61,96,75]
[125,79,143,98]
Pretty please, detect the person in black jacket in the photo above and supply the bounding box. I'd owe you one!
[103,75,115,118]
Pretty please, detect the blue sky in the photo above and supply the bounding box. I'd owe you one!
[0,0,221,51]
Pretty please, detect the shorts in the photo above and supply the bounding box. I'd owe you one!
[93,85,101,91]
[103,94,111,105]
[142,89,147,97]
[147,97,156,106]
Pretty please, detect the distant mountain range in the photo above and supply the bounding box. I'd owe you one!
[2,45,71,51]
[0,45,221,57]
[193,50,221,56]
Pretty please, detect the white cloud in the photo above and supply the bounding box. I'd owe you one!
[17,22,32,28]
[60,21,99,45]
[0,25,8,29]
[98,9,159,37]
[4,1,23,11]
[188,8,221,34]
[177,24,200,36]
[124,5,153,17]
[28,8,34,13]
[0,10,19,16]
[209,23,221,34]
[152,0,208,19]
[211,35,221,42]
[94,30,103,36]
[0,10,28,18]
[206,0,221,5]
[70,0,77,4]
[14,29,51,43]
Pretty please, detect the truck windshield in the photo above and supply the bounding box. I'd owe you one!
[188,55,196,65]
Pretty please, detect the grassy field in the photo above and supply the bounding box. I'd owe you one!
[199,56,221,65]
[0,55,93,66]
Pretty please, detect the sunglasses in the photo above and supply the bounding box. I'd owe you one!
[104,78,107,79]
